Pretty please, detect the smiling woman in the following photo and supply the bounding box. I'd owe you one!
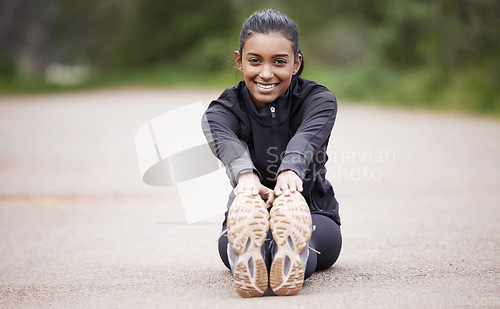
[202,9,342,298]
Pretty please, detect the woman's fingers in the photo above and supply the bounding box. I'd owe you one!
[275,170,303,196]
[265,196,274,208]
[275,183,289,196]
[274,187,282,196]
[296,180,303,192]
[275,183,291,196]
[233,184,259,196]
[294,178,303,192]
[260,187,275,208]
[234,172,261,196]
[245,186,258,196]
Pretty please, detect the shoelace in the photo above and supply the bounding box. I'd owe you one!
[308,224,321,254]
[216,228,228,242]
[216,226,322,255]
[265,226,322,255]
[308,245,321,255]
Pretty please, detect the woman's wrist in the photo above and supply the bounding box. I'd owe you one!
[237,171,259,183]
[237,169,258,182]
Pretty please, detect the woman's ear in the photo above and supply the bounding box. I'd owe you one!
[293,54,303,75]
[235,51,243,72]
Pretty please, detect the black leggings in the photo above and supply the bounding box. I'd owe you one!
[218,213,342,279]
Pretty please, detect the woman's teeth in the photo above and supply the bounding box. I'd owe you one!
[257,83,276,89]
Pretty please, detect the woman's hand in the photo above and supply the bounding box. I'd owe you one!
[274,170,303,197]
[234,172,275,208]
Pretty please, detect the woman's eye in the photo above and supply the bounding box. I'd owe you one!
[275,59,287,64]
[248,58,260,63]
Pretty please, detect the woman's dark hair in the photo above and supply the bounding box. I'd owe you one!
[239,9,304,76]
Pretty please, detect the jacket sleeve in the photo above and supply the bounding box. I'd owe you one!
[202,102,258,187]
[277,90,337,180]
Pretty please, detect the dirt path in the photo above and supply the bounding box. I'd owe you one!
[1,89,499,308]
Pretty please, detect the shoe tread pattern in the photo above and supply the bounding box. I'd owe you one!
[269,192,312,296]
[227,194,269,297]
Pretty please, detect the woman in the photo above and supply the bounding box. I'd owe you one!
[202,9,342,297]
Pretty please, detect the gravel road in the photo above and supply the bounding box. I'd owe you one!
[0,89,499,308]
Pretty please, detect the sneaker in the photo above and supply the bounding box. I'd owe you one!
[226,193,270,297]
[269,191,312,296]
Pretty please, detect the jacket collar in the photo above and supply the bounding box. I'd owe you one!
[240,79,295,126]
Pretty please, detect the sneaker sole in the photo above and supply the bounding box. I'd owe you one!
[227,193,269,297]
[269,192,312,296]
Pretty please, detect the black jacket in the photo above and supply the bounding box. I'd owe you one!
[202,76,340,225]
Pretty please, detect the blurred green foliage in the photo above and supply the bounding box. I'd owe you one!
[0,0,498,116]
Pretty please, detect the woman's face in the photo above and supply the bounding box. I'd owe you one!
[235,32,302,110]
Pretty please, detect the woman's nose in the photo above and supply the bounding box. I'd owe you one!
[259,63,274,80]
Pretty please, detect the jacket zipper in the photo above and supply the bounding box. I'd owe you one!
[269,105,282,156]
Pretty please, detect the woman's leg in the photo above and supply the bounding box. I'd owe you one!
[218,227,231,270]
[304,213,342,279]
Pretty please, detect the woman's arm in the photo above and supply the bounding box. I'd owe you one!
[275,90,337,195]
[203,103,275,206]
[202,103,257,187]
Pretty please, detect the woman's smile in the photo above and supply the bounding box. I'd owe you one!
[256,82,279,91]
